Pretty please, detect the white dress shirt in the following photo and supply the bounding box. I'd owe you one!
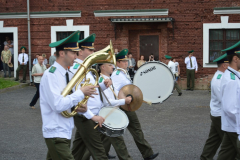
[221,66,240,133]
[69,58,107,119]
[99,74,125,107]
[184,56,198,71]
[111,67,132,94]
[210,70,224,117]
[40,61,84,139]
[18,53,28,65]
[168,60,176,74]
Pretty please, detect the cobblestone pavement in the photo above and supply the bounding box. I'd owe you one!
[0,86,212,160]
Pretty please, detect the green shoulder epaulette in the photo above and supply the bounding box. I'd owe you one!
[230,72,235,80]
[73,63,80,69]
[99,77,103,83]
[217,74,222,79]
[49,66,56,73]
[116,70,120,75]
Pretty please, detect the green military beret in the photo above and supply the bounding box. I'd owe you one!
[221,41,240,56]
[116,49,129,61]
[165,55,172,59]
[188,50,194,54]
[20,46,27,51]
[49,30,80,51]
[78,33,96,50]
[213,53,228,64]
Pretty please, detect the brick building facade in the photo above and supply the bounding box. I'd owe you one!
[0,0,240,89]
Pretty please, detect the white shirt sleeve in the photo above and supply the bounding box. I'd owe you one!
[222,81,239,123]
[194,57,198,71]
[185,57,190,64]
[18,54,22,64]
[24,54,28,65]
[40,73,85,113]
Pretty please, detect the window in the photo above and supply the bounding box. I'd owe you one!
[209,29,240,62]
[56,31,84,41]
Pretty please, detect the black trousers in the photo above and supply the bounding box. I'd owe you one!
[128,69,134,80]
[29,83,40,106]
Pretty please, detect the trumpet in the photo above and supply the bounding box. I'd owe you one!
[61,40,116,118]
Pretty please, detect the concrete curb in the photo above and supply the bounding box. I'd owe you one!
[0,82,30,93]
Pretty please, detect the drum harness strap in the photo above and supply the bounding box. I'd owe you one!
[227,68,240,80]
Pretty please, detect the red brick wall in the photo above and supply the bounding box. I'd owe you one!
[1,0,240,80]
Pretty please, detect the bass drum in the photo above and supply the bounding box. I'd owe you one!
[133,61,174,104]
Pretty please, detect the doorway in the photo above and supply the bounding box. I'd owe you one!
[139,35,159,61]
[0,33,14,72]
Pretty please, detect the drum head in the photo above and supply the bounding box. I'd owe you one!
[133,62,174,103]
[99,107,129,129]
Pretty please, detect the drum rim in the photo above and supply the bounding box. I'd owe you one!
[133,61,175,104]
[99,107,129,129]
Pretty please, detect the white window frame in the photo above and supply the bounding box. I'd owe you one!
[0,21,18,77]
[51,19,89,55]
[203,16,240,68]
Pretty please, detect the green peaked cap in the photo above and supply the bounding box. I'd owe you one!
[221,41,240,56]
[165,55,172,59]
[213,53,228,64]
[78,33,96,50]
[49,30,80,51]
[188,50,194,54]
[116,49,129,61]
[20,46,27,51]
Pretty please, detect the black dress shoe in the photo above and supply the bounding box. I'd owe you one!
[107,154,116,159]
[20,80,26,83]
[144,153,159,160]
[14,79,19,81]
[178,93,182,96]
[186,89,191,91]
[191,89,194,91]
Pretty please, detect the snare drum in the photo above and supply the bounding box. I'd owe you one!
[133,61,175,104]
[98,107,129,137]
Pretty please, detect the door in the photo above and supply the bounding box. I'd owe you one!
[139,35,159,61]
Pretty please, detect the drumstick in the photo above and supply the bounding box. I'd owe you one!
[100,73,119,99]
[94,106,119,129]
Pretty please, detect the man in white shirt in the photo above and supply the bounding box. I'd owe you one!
[217,44,240,160]
[15,46,29,83]
[111,49,159,160]
[200,54,229,160]
[185,50,198,91]
[40,30,97,160]
[29,56,46,109]
[70,34,113,160]
[82,63,133,160]
[165,55,182,96]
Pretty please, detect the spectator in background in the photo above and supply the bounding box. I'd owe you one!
[49,52,56,66]
[29,56,46,109]
[114,48,119,55]
[15,46,28,83]
[3,36,10,46]
[1,45,12,78]
[6,40,13,62]
[33,54,39,66]
[137,55,146,68]
[165,55,182,96]
[173,58,180,81]
[42,54,48,65]
[148,53,155,62]
[127,52,136,80]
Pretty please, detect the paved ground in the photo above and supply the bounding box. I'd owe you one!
[0,86,213,160]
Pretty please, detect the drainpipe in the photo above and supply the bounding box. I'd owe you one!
[27,0,32,83]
